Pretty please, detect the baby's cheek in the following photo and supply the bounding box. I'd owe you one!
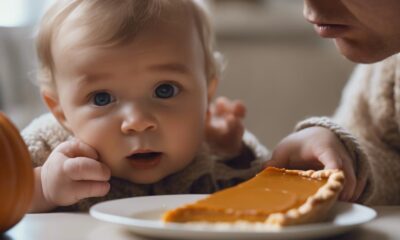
[169,124,204,167]
[74,124,117,161]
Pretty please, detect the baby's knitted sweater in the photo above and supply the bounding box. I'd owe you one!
[22,113,269,211]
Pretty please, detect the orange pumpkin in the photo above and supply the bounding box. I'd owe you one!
[0,112,34,233]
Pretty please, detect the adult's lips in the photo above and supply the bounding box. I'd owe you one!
[311,23,350,38]
[306,19,350,38]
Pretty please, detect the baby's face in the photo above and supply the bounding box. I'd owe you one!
[51,13,211,184]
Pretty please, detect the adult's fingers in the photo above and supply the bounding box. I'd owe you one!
[70,181,110,201]
[317,148,342,170]
[265,145,291,168]
[55,139,98,159]
[352,173,367,202]
[64,157,111,181]
[319,148,356,202]
[338,152,357,202]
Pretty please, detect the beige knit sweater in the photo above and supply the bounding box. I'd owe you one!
[22,113,269,211]
[297,53,400,205]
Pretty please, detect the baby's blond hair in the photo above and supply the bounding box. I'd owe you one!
[36,0,223,94]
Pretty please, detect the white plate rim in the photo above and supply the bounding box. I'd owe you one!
[89,194,377,239]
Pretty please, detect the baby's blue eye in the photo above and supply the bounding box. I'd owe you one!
[154,83,179,99]
[93,92,113,106]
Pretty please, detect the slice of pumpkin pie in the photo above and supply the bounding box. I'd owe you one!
[163,167,344,227]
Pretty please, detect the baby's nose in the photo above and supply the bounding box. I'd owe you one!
[120,105,157,134]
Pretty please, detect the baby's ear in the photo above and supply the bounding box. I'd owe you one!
[207,77,219,103]
[41,90,71,131]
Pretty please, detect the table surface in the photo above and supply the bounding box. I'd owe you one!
[2,206,400,240]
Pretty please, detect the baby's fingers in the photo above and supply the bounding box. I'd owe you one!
[70,181,110,201]
[215,97,246,118]
[231,100,246,118]
[214,97,230,116]
[56,139,98,159]
[225,114,244,138]
[64,157,111,181]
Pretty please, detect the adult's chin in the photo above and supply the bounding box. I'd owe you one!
[334,38,394,64]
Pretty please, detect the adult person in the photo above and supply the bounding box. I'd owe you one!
[267,0,400,205]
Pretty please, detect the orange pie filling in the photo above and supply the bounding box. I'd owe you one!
[163,167,343,225]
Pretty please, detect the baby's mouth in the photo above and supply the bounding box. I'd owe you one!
[127,151,162,169]
[128,152,162,160]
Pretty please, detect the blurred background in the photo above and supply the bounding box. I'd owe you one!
[0,0,355,148]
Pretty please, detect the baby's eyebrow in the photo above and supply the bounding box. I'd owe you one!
[75,63,190,87]
[76,73,111,87]
[148,63,190,75]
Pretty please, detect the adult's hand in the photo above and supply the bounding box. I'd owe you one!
[266,127,366,202]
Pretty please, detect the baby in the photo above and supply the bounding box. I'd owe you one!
[23,0,269,212]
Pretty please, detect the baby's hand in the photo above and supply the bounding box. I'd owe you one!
[266,127,365,202]
[41,139,111,208]
[205,96,246,158]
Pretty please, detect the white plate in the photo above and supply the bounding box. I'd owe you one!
[90,194,376,240]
